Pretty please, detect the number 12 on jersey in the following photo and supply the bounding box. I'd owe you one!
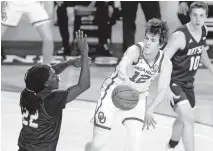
[189,56,201,71]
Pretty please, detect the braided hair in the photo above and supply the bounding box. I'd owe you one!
[20,65,50,114]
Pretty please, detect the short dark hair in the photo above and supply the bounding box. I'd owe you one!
[20,65,50,114]
[190,1,208,16]
[145,18,169,46]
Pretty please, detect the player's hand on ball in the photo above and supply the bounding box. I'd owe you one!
[142,107,156,130]
[75,30,89,55]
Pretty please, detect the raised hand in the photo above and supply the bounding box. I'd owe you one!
[75,30,89,55]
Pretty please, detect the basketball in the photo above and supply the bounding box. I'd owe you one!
[112,85,139,111]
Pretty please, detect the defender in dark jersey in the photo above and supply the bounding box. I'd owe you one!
[18,30,90,151]
[164,2,213,151]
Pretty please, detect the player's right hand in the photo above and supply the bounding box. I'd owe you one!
[143,107,156,131]
[167,88,180,106]
[75,30,89,55]
[178,2,189,15]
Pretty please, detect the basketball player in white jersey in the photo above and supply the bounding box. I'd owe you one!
[1,1,54,64]
[85,18,176,151]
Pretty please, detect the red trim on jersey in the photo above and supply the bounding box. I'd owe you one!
[122,117,144,125]
[1,23,16,27]
[93,74,118,130]
[142,50,161,68]
[32,19,50,26]
[158,53,165,73]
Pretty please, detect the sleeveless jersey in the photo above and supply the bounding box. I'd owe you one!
[18,89,67,151]
[101,42,164,95]
[171,24,207,84]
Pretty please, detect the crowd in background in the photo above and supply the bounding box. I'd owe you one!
[1,1,213,63]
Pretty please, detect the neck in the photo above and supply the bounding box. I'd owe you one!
[143,50,159,63]
[43,87,52,92]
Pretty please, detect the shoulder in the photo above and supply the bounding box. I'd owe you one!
[46,90,68,108]
[125,43,143,56]
[122,43,142,62]
[51,90,68,98]
[170,30,186,49]
[172,30,186,40]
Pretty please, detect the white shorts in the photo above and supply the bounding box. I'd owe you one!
[1,1,49,27]
[94,83,148,130]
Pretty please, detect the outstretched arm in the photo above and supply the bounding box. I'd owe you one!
[148,55,172,109]
[65,31,90,103]
[143,55,172,130]
[163,31,185,59]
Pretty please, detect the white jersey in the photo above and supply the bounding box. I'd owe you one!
[101,42,164,95]
[1,1,48,27]
[10,1,41,6]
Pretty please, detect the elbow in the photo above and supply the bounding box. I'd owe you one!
[85,81,91,90]
[85,77,91,90]
[80,81,91,92]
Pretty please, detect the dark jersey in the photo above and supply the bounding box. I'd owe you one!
[171,24,207,85]
[18,89,68,151]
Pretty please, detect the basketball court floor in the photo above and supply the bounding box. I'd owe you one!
[1,65,213,151]
[1,1,213,151]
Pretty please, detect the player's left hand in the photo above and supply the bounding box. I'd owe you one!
[76,30,89,55]
[142,107,156,130]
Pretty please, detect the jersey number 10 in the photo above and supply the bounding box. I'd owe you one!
[189,56,201,71]
[22,110,39,128]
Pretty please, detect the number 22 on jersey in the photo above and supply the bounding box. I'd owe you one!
[22,110,39,128]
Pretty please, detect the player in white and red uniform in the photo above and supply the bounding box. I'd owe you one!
[1,1,54,64]
[85,18,173,151]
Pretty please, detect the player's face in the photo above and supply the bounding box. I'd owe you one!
[190,8,207,29]
[45,68,59,90]
[143,33,161,55]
